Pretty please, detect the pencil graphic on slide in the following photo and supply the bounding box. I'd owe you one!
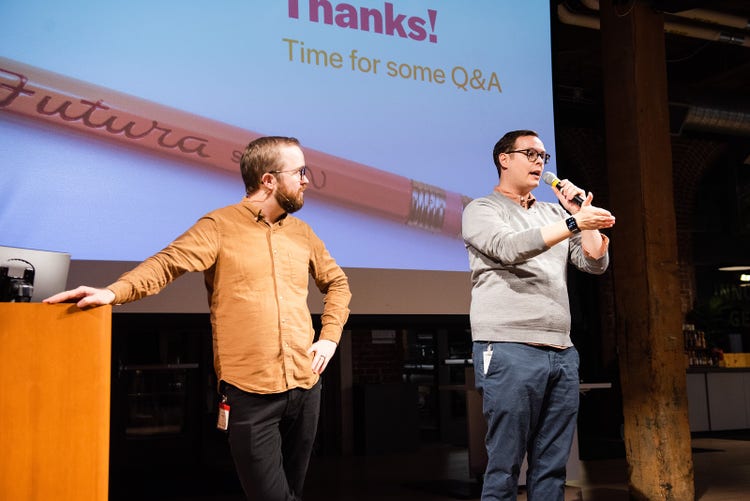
[0,57,471,237]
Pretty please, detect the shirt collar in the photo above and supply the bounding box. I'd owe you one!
[494,187,536,209]
[242,197,289,224]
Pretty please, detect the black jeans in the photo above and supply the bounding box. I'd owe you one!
[224,381,321,501]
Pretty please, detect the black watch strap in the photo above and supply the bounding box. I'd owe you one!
[566,216,580,234]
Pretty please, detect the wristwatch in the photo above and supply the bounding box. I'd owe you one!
[565,216,580,234]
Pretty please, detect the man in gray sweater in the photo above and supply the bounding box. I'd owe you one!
[462,130,615,501]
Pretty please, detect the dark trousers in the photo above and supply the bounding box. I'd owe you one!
[224,381,321,501]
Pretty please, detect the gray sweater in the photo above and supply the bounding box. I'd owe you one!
[462,191,609,347]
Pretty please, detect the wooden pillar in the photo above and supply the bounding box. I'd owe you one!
[599,1,694,500]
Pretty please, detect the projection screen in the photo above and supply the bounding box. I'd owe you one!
[0,1,558,314]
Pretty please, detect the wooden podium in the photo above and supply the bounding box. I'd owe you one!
[0,303,111,501]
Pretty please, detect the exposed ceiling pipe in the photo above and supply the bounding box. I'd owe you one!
[671,8,750,31]
[558,3,601,29]
[665,21,748,47]
[573,0,749,47]
[681,106,750,137]
[557,2,750,137]
[579,0,750,31]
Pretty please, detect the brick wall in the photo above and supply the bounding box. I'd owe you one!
[350,328,406,385]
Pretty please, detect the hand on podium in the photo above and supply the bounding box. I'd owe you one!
[44,286,115,309]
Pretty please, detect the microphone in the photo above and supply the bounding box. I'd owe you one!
[542,171,585,206]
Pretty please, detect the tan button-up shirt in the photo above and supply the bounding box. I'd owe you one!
[108,198,351,394]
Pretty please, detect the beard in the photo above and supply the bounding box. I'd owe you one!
[274,184,304,213]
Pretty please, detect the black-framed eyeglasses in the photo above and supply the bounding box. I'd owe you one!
[268,166,307,179]
[506,149,551,165]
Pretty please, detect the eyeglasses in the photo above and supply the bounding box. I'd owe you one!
[268,166,307,180]
[506,149,551,165]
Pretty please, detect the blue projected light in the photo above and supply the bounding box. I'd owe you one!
[0,1,557,272]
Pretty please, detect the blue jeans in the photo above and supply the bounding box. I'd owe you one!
[224,381,321,501]
[472,342,580,501]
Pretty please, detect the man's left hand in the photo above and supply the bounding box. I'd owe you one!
[308,339,337,374]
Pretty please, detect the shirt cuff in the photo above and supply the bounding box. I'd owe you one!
[583,233,609,259]
[106,281,131,304]
[319,325,343,345]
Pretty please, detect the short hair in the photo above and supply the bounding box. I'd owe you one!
[240,136,300,194]
[492,130,539,177]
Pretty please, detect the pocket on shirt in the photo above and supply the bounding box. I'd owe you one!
[286,246,312,289]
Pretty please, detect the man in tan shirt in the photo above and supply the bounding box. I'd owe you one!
[45,136,352,501]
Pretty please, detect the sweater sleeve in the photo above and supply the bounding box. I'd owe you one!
[462,196,548,265]
[568,232,610,275]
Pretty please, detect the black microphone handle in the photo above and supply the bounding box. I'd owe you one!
[543,172,586,206]
[553,178,585,206]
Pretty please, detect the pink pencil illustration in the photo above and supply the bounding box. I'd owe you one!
[0,57,470,237]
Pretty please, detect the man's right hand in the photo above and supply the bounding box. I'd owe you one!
[43,286,116,309]
[573,194,616,232]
